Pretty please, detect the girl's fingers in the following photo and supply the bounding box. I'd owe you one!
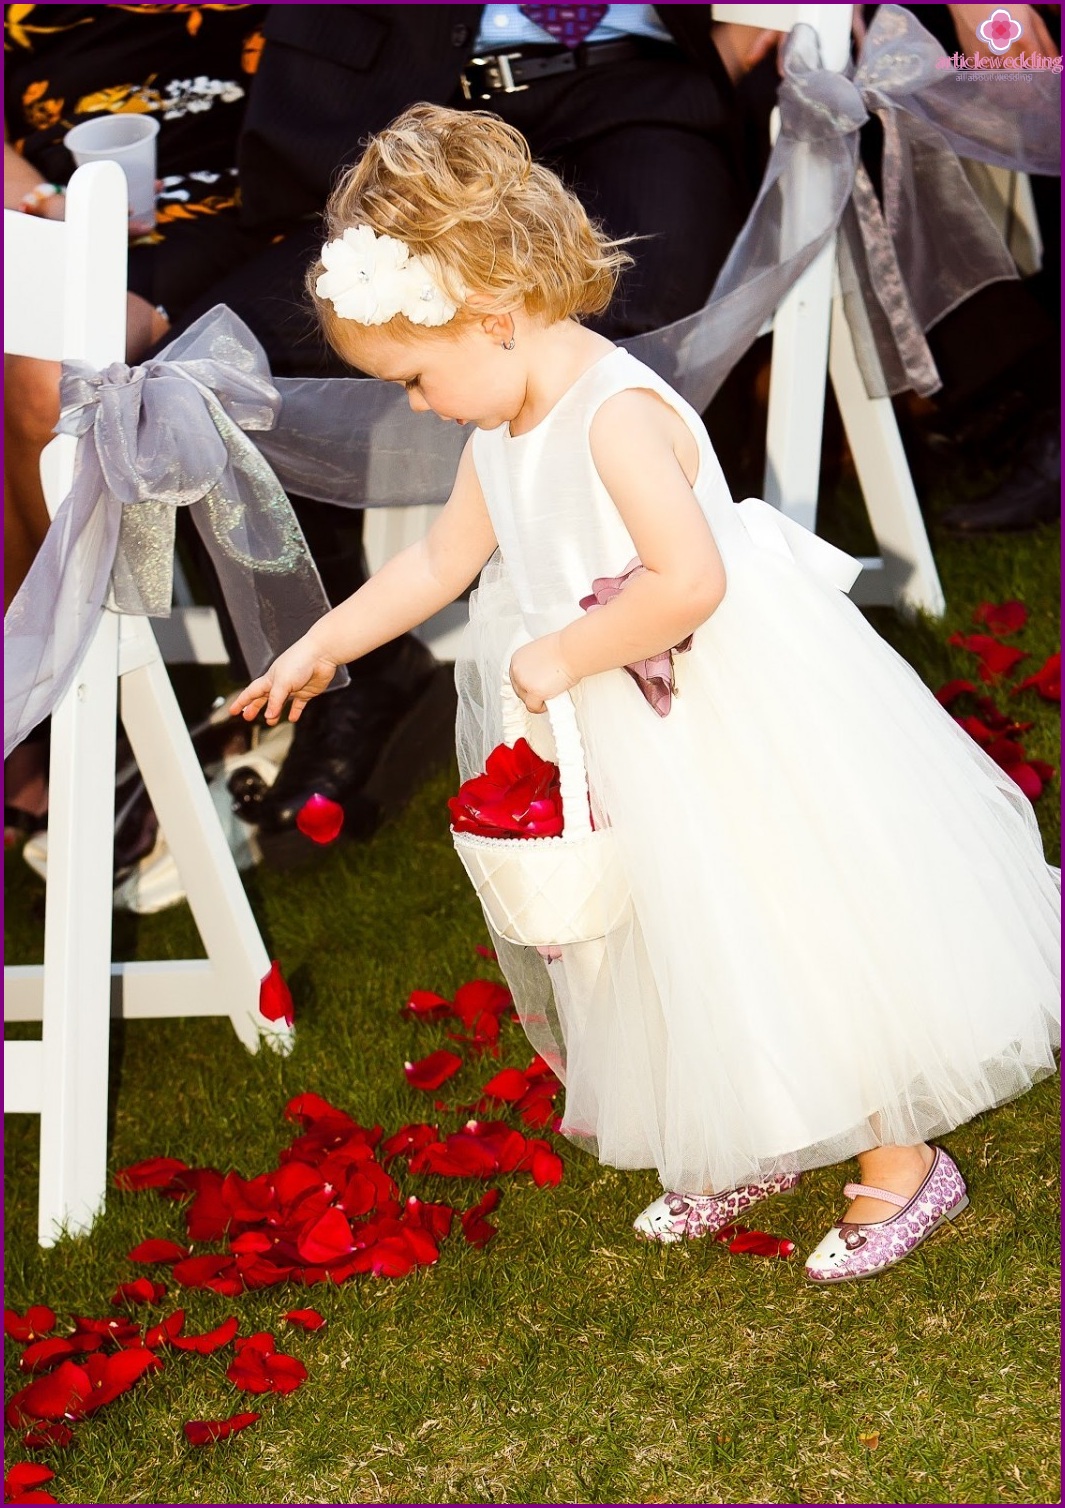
[230,678,270,716]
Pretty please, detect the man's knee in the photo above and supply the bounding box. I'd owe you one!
[4,354,61,446]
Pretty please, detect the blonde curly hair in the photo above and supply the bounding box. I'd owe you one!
[308,103,632,352]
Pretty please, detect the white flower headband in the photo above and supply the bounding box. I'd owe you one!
[315,225,460,327]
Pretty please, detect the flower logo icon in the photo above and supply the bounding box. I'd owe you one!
[977,7,1023,52]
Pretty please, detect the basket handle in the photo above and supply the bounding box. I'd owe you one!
[500,652,593,840]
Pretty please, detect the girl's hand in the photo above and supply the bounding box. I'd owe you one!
[509,633,577,715]
[229,638,340,725]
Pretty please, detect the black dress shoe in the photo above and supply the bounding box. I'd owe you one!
[940,417,1061,535]
[229,636,457,865]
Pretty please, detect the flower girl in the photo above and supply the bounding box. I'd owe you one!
[232,106,1060,1283]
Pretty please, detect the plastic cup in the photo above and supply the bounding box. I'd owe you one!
[64,115,159,236]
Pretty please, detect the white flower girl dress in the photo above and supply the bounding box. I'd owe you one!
[455,348,1060,1196]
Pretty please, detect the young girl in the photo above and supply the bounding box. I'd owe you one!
[232,105,1061,1283]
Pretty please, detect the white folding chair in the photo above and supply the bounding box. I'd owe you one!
[4,162,292,1248]
[713,3,945,616]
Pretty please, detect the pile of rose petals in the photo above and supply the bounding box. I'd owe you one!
[448,738,564,839]
[3,954,798,1500]
[939,601,1059,801]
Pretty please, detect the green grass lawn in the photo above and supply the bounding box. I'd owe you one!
[4,498,1060,1506]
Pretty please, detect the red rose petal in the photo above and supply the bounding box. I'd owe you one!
[295,792,345,844]
[480,1067,529,1103]
[474,945,498,961]
[19,1339,76,1375]
[529,1145,564,1187]
[171,1315,239,1355]
[947,633,1027,683]
[171,1254,237,1289]
[972,600,1027,635]
[20,1423,73,1450]
[126,1238,190,1264]
[283,1309,326,1332]
[114,1156,189,1191]
[110,1278,167,1307]
[144,1310,186,1349]
[284,1092,355,1129]
[259,959,294,1026]
[296,1207,355,1265]
[184,1411,261,1446]
[18,1360,92,1421]
[726,1229,795,1258]
[381,1123,440,1161]
[4,1308,56,1344]
[1014,651,1061,702]
[452,980,512,1028]
[4,1466,54,1491]
[934,678,977,706]
[402,990,452,1019]
[404,1049,464,1092]
[460,1187,501,1249]
[264,1353,308,1394]
[76,1349,162,1418]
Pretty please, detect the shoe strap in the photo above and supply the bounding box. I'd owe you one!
[843,1182,909,1207]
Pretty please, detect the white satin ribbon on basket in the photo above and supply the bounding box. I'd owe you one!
[734,496,863,594]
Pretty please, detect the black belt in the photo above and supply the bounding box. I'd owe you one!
[459,37,658,101]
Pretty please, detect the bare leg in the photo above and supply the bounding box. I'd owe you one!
[844,1142,936,1224]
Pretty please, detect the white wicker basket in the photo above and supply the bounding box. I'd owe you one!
[451,667,631,948]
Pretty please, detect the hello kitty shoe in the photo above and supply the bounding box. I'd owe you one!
[633,1170,802,1244]
[804,1146,968,1283]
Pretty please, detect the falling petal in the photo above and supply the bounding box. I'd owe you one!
[295,792,345,844]
[259,960,294,1026]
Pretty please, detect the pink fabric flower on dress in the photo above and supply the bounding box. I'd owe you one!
[579,559,693,717]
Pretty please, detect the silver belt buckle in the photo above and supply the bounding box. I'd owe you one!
[459,51,529,101]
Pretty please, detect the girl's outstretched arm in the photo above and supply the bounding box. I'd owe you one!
[510,389,726,712]
[231,439,496,724]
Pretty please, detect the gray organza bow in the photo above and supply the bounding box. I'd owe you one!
[4,338,342,758]
[632,5,1060,409]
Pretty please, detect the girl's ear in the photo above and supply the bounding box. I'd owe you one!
[478,310,515,345]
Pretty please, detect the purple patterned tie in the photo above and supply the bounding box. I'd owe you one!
[519,5,609,49]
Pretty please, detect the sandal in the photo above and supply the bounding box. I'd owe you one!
[804,1146,968,1283]
[634,1170,801,1244]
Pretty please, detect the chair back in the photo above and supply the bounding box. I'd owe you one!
[4,161,127,518]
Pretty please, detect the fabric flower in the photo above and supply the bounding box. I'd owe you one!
[316,226,458,328]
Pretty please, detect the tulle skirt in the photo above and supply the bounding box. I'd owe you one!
[455,553,1061,1194]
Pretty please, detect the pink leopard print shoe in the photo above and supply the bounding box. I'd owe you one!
[633,1171,802,1244]
[804,1146,968,1283]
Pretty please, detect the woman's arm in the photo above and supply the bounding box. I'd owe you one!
[4,134,64,216]
[510,389,726,712]
[231,437,497,724]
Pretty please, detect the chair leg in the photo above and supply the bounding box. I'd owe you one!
[828,299,946,619]
[36,612,120,1245]
[117,617,289,1055]
[763,240,836,532]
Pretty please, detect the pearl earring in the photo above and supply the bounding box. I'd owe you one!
[501,336,515,351]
